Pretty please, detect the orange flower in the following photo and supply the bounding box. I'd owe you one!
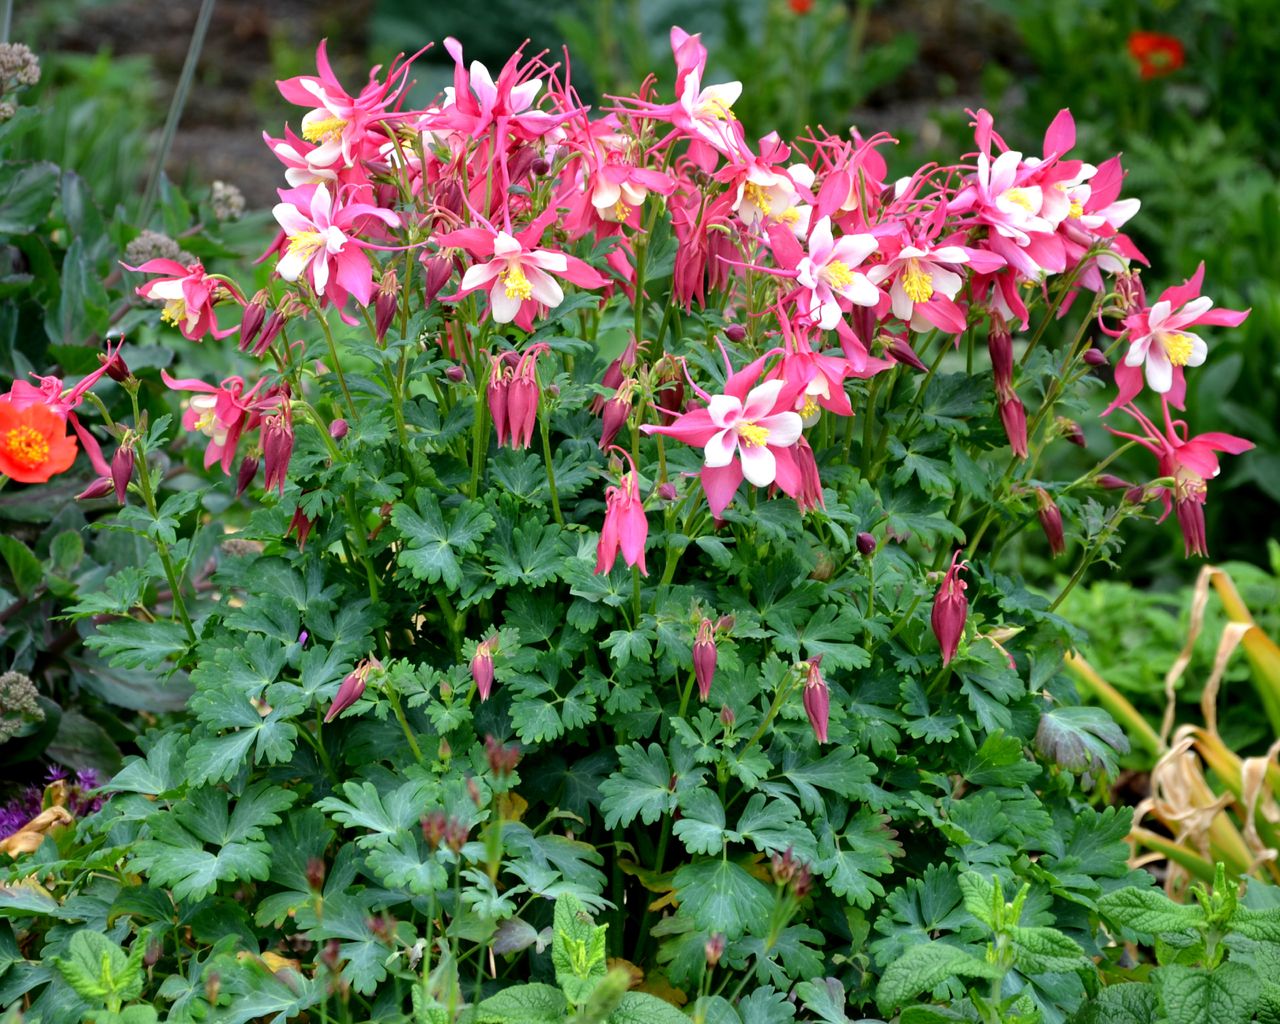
[0,397,78,483]
[788,0,814,11]
[1128,31,1185,80]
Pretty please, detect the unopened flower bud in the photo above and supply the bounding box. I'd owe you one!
[422,810,448,851]
[530,156,551,176]
[484,734,521,779]
[855,531,877,556]
[487,355,510,447]
[723,324,747,343]
[999,396,1028,459]
[802,656,829,744]
[324,657,379,723]
[109,444,134,504]
[1125,485,1150,505]
[1035,487,1065,558]
[931,552,969,666]
[444,817,470,853]
[771,847,799,885]
[693,618,717,702]
[599,387,632,451]
[658,482,678,501]
[445,365,467,383]
[792,863,813,899]
[239,290,269,353]
[321,939,342,972]
[329,418,348,440]
[704,933,725,968]
[305,857,326,892]
[98,350,130,383]
[205,972,220,1007]
[471,638,496,701]
[262,412,295,495]
[144,937,162,968]
[719,705,735,728]
[254,309,287,358]
[422,255,453,305]
[1096,473,1132,490]
[1057,417,1086,447]
[76,476,114,501]
[1082,347,1108,367]
[375,270,399,344]
[714,615,734,632]
[236,456,259,498]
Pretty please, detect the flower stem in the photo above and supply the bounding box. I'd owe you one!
[540,413,564,526]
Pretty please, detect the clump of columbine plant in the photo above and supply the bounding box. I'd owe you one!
[0,24,1257,1024]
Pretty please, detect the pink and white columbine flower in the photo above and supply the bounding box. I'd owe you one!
[866,241,990,333]
[272,183,400,309]
[126,259,240,341]
[642,352,805,517]
[792,216,879,330]
[1107,401,1253,557]
[441,221,607,329]
[595,449,649,576]
[162,371,266,474]
[1108,263,1249,410]
[434,37,576,142]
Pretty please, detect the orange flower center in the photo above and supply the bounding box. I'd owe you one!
[4,425,49,469]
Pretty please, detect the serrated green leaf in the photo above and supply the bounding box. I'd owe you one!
[1154,962,1261,1024]
[875,941,1001,1014]
[1008,924,1091,975]
[474,983,568,1024]
[610,991,691,1024]
[392,492,494,591]
[673,858,773,940]
[600,743,676,829]
[1098,886,1205,935]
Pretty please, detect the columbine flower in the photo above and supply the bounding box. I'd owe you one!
[0,398,78,484]
[471,638,496,701]
[931,552,969,666]
[865,240,995,333]
[272,183,401,309]
[595,450,649,576]
[1110,263,1248,409]
[325,657,381,723]
[643,353,805,517]
[791,216,879,330]
[443,225,606,328]
[693,618,717,701]
[126,258,239,341]
[162,372,263,474]
[1107,401,1252,557]
[802,656,829,744]
[436,37,575,142]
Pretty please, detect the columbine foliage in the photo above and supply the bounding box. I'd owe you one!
[1,21,1274,1024]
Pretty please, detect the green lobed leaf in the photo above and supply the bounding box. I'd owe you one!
[875,941,1002,1014]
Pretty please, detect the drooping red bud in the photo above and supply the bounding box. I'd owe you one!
[110,445,134,504]
[988,316,1014,392]
[288,506,315,551]
[1082,347,1108,367]
[999,396,1028,459]
[658,482,678,501]
[471,638,496,701]
[793,437,824,512]
[599,386,632,451]
[855,532,877,556]
[931,551,969,666]
[374,269,399,344]
[802,656,829,744]
[422,256,453,305]
[239,290,269,353]
[324,657,380,723]
[76,476,114,501]
[693,618,717,702]
[99,350,131,383]
[445,365,466,383]
[254,309,286,358]
[262,411,295,496]
[1096,473,1132,490]
[1057,417,1086,447]
[704,934,725,968]
[486,355,510,447]
[723,323,747,343]
[1035,487,1065,557]
[236,455,259,498]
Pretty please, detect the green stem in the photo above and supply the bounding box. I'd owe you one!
[540,413,565,526]
[313,302,358,420]
[385,683,425,764]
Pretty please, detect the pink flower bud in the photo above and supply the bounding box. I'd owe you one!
[262,411,295,496]
[530,156,551,176]
[423,256,453,305]
[856,532,877,556]
[1096,473,1132,490]
[288,506,314,551]
[1082,347,1108,367]
[988,316,1013,392]
[793,437,824,512]
[719,705,735,727]
[1175,496,1209,558]
[506,347,546,450]
[254,309,286,358]
[705,934,725,968]
[802,655,829,744]
[325,657,379,723]
[1125,484,1151,505]
[329,419,349,440]
[599,388,631,451]
[76,476,113,501]
[931,551,969,666]
[1035,487,1065,558]
[238,290,269,353]
[693,618,717,701]
[99,350,131,383]
[999,396,1028,459]
[1057,417,1086,448]
[723,324,747,343]
[487,355,510,447]
[484,734,521,778]
[594,336,640,413]
[375,270,399,344]
[236,455,259,498]
[595,467,648,575]
[886,333,928,372]
[471,639,495,701]
[111,445,134,504]
[445,365,466,383]
[658,482,678,501]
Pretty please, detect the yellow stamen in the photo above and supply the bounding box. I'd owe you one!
[777,206,800,226]
[613,200,632,222]
[738,422,770,447]
[287,231,325,258]
[501,263,533,301]
[1003,187,1035,212]
[823,260,855,289]
[160,298,187,326]
[701,97,736,121]
[4,425,49,470]
[1164,332,1194,367]
[302,115,347,144]
[1068,197,1084,219]
[800,396,821,421]
[901,261,934,303]
[742,181,769,211]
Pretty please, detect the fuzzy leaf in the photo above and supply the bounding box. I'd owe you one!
[1098,886,1204,936]
[875,941,1001,1014]
[1154,962,1261,1024]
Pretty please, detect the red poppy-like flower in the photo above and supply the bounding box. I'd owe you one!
[788,0,814,13]
[0,398,78,483]
[1128,32,1185,80]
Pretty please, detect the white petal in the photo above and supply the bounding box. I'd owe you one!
[739,443,777,486]
[509,78,542,112]
[757,411,802,448]
[525,266,563,307]
[1147,300,1172,330]
[930,266,964,300]
[312,253,330,294]
[1184,332,1207,367]
[489,283,520,323]
[845,273,880,308]
[527,249,567,273]
[461,261,502,291]
[276,249,308,282]
[704,429,737,468]
[493,231,522,258]
[742,379,785,420]
[707,394,743,428]
[272,202,312,235]
[1144,348,1173,393]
